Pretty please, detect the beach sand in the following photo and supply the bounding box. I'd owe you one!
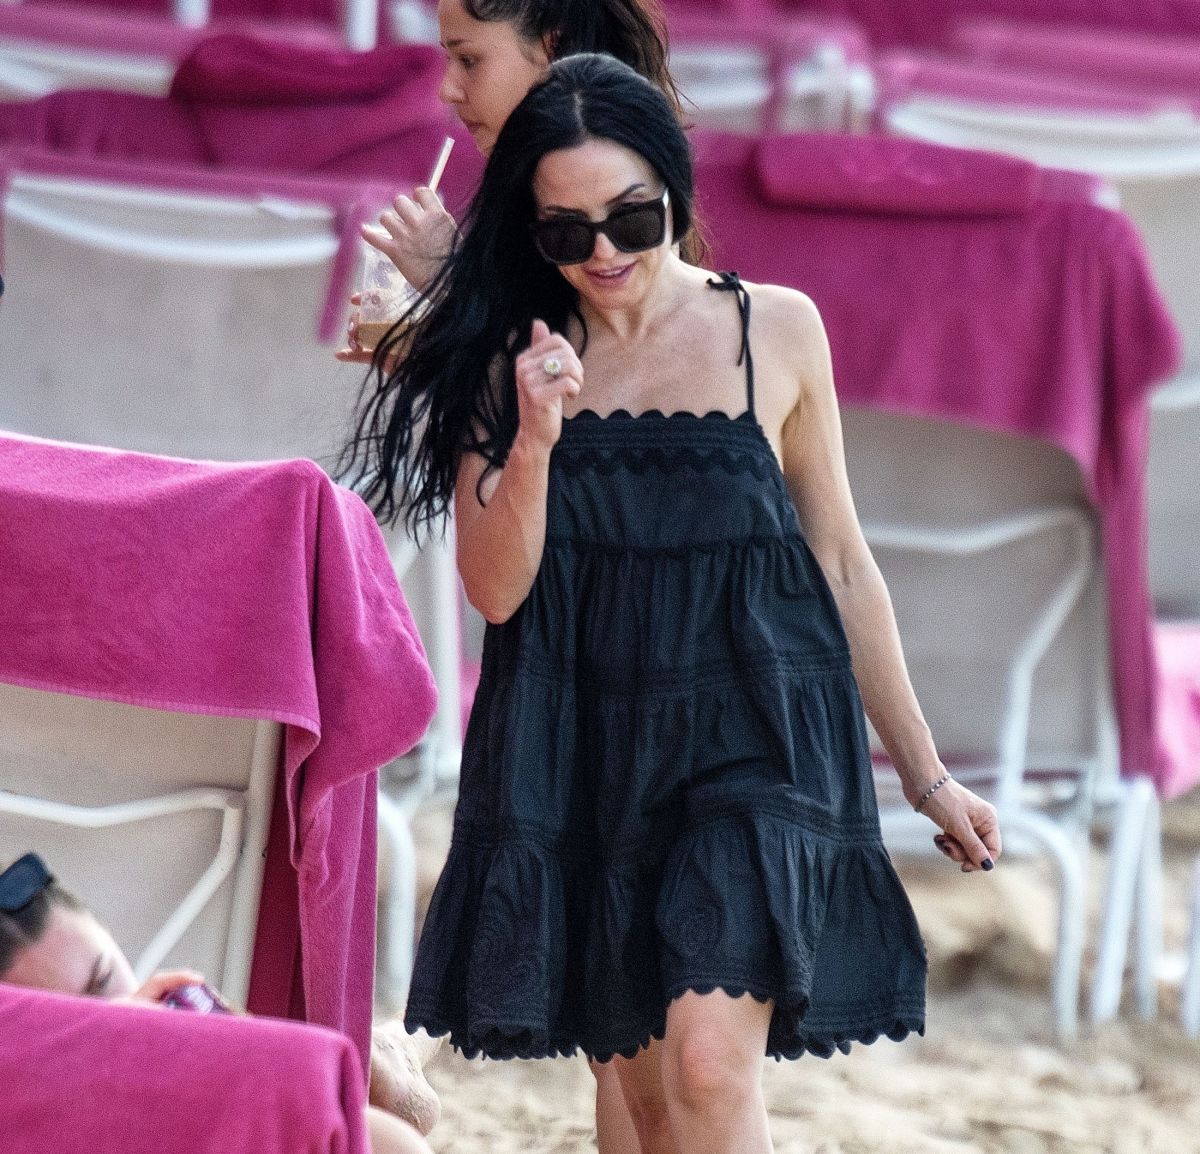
[398,786,1200,1154]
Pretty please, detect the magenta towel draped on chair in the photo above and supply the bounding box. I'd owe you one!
[693,131,1181,788]
[0,433,438,1068]
[0,983,370,1154]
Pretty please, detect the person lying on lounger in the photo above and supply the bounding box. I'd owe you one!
[0,852,438,1154]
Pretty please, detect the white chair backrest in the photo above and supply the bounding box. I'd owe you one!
[882,91,1200,616]
[670,37,874,133]
[0,161,463,790]
[0,169,366,467]
[0,41,175,100]
[840,407,1115,789]
[0,682,279,1004]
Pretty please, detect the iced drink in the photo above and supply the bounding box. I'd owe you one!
[357,244,423,354]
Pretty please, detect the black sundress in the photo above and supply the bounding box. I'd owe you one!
[405,273,927,1062]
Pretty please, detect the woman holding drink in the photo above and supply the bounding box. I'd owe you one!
[341,54,1002,1154]
[337,0,694,363]
[341,2,702,1147]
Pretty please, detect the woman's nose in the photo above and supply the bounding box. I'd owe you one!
[591,232,618,261]
[439,66,464,105]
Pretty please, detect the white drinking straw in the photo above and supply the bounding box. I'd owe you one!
[427,136,455,193]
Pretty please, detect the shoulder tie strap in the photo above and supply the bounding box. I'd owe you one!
[705,271,755,417]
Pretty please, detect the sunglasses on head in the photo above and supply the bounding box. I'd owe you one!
[531,188,671,266]
[0,853,53,914]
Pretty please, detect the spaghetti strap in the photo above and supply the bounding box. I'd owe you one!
[706,271,755,417]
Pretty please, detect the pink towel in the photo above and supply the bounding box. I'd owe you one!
[954,17,1200,107]
[0,3,201,57]
[694,130,1181,788]
[0,35,459,182]
[0,984,368,1154]
[0,434,438,1069]
[786,0,1200,50]
[1156,623,1200,800]
[25,0,349,30]
[875,50,1183,118]
[168,34,455,175]
[755,132,1041,215]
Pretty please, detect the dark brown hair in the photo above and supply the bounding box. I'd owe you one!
[0,879,83,976]
[462,0,708,263]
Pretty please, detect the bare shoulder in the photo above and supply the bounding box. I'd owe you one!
[740,280,825,343]
[734,280,831,436]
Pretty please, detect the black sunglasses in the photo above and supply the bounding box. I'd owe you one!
[531,189,671,266]
[0,853,53,914]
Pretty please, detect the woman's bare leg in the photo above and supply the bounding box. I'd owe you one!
[591,1057,644,1154]
[369,1021,442,1134]
[609,1038,677,1154]
[366,1106,436,1154]
[658,990,773,1154]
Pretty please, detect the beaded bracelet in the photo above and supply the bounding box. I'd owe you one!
[914,772,951,813]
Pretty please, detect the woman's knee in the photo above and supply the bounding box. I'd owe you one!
[662,1020,761,1117]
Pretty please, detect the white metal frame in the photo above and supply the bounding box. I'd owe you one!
[0,716,280,1006]
[172,0,378,48]
[865,506,1098,1039]
[6,174,340,268]
[1183,856,1200,1036]
[885,96,1200,179]
[374,528,463,1007]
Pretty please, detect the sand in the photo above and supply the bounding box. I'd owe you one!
[400,787,1200,1154]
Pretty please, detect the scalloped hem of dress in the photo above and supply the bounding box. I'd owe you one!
[405,983,925,1064]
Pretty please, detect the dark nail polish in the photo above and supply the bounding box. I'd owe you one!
[981,859,994,871]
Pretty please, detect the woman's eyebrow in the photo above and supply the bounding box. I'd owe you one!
[540,183,650,216]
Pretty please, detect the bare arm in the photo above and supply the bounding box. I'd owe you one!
[454,321,581,624]
[776,292,1001,870]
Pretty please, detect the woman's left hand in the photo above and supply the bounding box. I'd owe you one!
[919,778,1002,873]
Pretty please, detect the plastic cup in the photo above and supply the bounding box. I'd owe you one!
[357,244,422,354]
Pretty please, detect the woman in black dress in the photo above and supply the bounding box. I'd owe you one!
[343,53,1001,1154]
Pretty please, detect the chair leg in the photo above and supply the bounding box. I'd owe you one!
[376,790,418,1013]
[1008,811,1087,1040]
[1132,791,1162,1020]
[1182,857,1200,1037]
[1089,776,1154,1026]
[1050,828,1088,1041]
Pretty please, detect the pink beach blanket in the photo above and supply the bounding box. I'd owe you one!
[0,34,458,184]
[875,50,1200,121]
[694,130,1181,786]
[953,17,1200,106]
[0,983,369,1154]
[790,0,1200,50]
[1156,624,1200,800]
[0,433,438,1068]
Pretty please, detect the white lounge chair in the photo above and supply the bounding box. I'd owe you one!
[842,407,1157,1039]
[0,153,461,1004]
[0,684,279,1006]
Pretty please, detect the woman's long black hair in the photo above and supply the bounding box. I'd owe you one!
[339,54,695,535]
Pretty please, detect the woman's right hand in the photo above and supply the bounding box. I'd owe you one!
[116,969,207,1008]
[513,319,582,451]
[362,187,457,294]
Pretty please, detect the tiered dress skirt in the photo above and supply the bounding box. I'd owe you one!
[405,409,927,1061]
